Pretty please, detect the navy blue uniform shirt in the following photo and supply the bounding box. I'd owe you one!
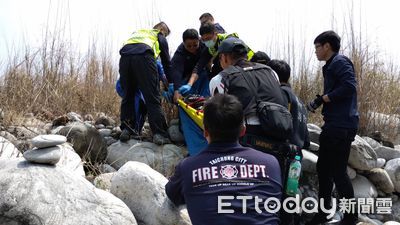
[281,84,310,149]
[322,53,359,129]
[171,42,206,91]
[214,23,226,34]
[166,142,282,225]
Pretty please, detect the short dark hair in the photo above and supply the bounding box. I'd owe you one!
[199,22,216,36]
[267,59,291,83]
[153,21,170,37]
[314,30,341,52]
[251,51,271,65]
[199,13,214,22]
[182,29,199,42]
[224,50,248,63]
[203,94,244,142]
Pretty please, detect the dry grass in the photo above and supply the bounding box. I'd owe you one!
[0,36,120,125]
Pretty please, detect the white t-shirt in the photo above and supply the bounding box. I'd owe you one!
[209,74,224,96]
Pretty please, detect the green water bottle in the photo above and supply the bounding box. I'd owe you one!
[286,155,301,196]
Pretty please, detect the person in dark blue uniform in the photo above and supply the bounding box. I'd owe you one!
[166,94,282,225]
[268,59,310,225]
[306,30,359,225]
[169,29,210,155]
[267,59,310,150]
[170,29,209,102]
[118,22,171,145]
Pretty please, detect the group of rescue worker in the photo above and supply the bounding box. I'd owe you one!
[117,12,359,225]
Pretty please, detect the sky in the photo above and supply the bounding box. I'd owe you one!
[1,0,400,74]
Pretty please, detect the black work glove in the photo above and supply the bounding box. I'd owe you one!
[306,95,324,113]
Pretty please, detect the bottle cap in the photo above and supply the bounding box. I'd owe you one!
[295,155,301,160]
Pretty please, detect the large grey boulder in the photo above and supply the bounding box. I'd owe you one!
[0,136,21,159]
[357,215,381,225]
[307,123,321,144]
[56,143,85,177]
[367,168,394,194]
[58,122,107,164]
[301,150,317,173]
[110,161,191,225]
[376,158,386,168]
[168,125,185,143]
[348,136,377,171]
[0,159,137,225]
[347,166,357,180]
[374,146,400,161]
[98,129,112,138]
[362,136,382,149]
[383,222,400,225]
[106,139,187,176]
[308,142,320,152]
[384,158,400,192]
[352,175,378,199]
[95,115,115,127]
[98,163,117,173]
[367,112,400,136]
[389,200,400,222]
[67,112,83,122]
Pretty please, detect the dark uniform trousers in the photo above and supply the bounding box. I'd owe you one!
[119,52,168,137]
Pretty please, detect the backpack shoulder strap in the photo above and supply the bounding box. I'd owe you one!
[220,65,241,93]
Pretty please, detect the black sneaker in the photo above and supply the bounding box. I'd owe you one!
[153,134,171,145]
[305,212,330,225]
[120,129,131,142]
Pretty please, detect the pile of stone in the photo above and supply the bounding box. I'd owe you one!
[301,124,400,224]
[23,134,67,165]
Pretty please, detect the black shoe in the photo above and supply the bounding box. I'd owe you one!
[120,129,131,142]
[153,134,171,145]
[305,212,330,225]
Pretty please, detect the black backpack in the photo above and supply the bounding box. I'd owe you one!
[222,65,293,141]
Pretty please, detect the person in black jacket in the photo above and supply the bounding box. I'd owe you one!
[209,37,289,169]
[267,59,310,150]
[118,22,171,145]
[170,29,209,102]
[180,23,254,95]
[306,31,359,225]
[166,94,282,225]
[170,29,210,155]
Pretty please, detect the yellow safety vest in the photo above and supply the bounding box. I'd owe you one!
[124,29,161,58]
[208,33,254,60]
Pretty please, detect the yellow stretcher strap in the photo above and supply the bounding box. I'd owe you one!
[178,99,204,130]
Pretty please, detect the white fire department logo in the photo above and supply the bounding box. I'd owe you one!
[220,165,238,179]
